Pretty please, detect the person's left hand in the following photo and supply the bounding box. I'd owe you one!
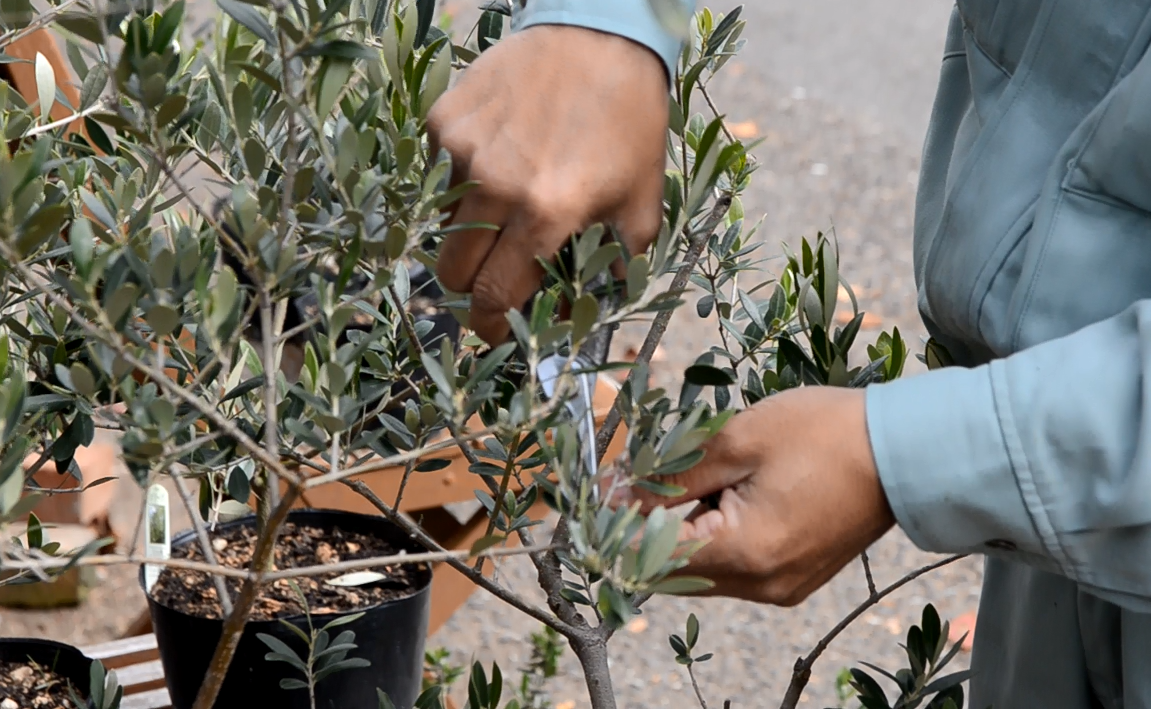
[609,386,895,606]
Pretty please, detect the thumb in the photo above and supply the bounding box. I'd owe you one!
[608,427,758,514]
[655,490,753,587]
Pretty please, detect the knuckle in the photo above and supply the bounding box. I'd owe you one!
[435,262,470,294]
[426,114,475,162]
[436,131,472,161]
[524,181,581,228]
[467,158,512,196]
[630,205,664,247]
[425,106,452,143]
[471,272,517,313]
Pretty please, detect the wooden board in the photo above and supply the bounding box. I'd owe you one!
[80,633,460,709]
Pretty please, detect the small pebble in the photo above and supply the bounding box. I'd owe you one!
[212,538,228,552]
[316,542,338,564]
[9,665,32,681]
[2,697,18,709]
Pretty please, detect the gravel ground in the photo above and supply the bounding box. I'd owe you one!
[0,1,987,708]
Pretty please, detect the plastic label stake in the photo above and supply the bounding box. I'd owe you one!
[144,484,170,593]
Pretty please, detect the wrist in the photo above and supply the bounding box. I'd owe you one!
[843,388,896,532]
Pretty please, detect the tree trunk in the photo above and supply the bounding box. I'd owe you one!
[571,633,617,709]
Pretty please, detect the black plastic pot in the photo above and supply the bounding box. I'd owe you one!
[143,509,432,709]
[0,638,97,702]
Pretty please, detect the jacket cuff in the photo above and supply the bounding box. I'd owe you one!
[865,363,1052,564]
[512,0,690,82]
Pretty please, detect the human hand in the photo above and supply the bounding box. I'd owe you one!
[613,387,895,605]
[427,25,669,345]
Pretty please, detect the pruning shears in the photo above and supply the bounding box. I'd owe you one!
[535,246,620,508]
[531,242,724,513]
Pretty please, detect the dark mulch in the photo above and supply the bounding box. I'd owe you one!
[150,522,426,621]
[0,660,84,708]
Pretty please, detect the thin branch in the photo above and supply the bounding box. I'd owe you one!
[414,346,581,632]
[300,422,502,486]
[861,551,877,599]
[777,554,968,709]
[184,296,261,394]
[264,22,304,512]
[688,664,709,709]
[440,413,570,621]
[21,100,109,139]
[474,431,520,574]
[438,412,567,622]
[343,479,573,635]
[594,193,733,460]
[264,543,551,580]
[699,84,737,145]
[276,312,321,345]
[169,473,235,615]
[391,457,418,511]
[158,431,227,469]
[21,444,57,486]
[387,284,554,590]
[536,519,588,630]
[292,282,516,496]
[257,287,282,525]
[533,196,738,666]
[1,539,551,580]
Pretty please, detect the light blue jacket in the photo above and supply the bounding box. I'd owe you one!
[515,1,1151,706]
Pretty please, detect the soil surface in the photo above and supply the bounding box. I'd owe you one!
[150,522,428,621]
[0,660,84,709]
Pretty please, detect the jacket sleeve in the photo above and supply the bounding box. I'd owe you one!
[512,0,695,81]
[867,301,1151,610]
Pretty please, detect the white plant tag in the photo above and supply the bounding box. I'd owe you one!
[326,571,387,587]
[144,484,170,593]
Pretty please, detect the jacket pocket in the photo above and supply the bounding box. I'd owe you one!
[1006,50,1151,352]
[1073,49,1151,212]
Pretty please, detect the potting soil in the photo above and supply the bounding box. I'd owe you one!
[0,660,85,708]
[150,522,427,621]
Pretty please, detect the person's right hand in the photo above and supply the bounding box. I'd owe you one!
[427,25,670,345]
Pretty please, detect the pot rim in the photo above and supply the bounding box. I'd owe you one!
[139,507,433,624]
[0,637,97,690]
[0,637,92,653]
